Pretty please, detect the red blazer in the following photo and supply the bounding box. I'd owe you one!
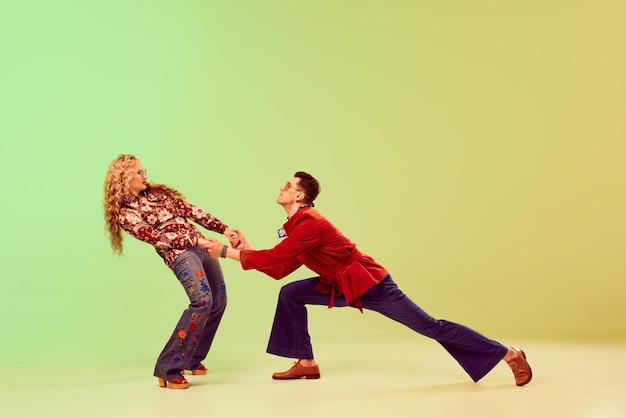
[240,206,388,310]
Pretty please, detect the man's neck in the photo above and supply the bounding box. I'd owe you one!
[282,202,305,218]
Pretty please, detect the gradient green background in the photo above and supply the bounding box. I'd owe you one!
[1,0,624,369]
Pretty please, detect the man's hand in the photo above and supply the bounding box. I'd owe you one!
[200,237,224,258]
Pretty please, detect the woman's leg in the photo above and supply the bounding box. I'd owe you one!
[186,248,227,369]
[153,247,226,381]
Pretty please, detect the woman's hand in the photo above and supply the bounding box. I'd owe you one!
[228,229,253,250]
[223,228,240,248]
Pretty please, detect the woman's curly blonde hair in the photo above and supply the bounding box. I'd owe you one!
[103,154,183,254]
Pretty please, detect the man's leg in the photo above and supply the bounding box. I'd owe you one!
[360,275,508,382]
[267,277,341,358]
[266,278,345,379]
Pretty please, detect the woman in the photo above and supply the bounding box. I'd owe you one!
[103,154,238,389]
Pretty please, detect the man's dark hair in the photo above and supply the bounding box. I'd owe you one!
[294,171,320,204]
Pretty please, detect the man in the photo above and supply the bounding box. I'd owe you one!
[201,172,532,386]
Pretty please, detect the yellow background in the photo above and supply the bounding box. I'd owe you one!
[1,0,624,369]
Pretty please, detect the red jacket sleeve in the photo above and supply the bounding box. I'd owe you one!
[240,216,320,280]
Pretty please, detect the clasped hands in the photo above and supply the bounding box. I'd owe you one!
[198,228,250,258]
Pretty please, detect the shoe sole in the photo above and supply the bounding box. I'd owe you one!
[180,368,208,375]
[272,373,321,380]
[157,377,189,389]
[515,349,533,386]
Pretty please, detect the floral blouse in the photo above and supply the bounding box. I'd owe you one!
[119,191,227,266]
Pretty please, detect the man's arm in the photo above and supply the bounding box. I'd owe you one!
[201,237,241,260]
[200,232,304,280]
[199,228,249,259]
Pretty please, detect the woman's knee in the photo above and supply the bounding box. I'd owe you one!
[214,294,227,314]
[190,290,213,310]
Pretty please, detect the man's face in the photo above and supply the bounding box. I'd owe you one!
[277,177,303,205]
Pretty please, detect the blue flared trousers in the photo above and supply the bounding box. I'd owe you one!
[154,246,227,381]
[267,275,507,382]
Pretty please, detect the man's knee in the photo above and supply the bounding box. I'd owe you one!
[278,281,302,300]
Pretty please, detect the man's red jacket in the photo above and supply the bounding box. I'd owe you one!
[240,206,388,310]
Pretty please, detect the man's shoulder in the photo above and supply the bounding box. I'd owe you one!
[287,207,330,230]
[294,207,326,221]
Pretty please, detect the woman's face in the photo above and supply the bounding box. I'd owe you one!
[128,160,148,196]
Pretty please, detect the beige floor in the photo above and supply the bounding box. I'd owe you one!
[2,336,625,418]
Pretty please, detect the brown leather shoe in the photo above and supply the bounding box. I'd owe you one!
[272,361,321,380]
[507,347,532,386]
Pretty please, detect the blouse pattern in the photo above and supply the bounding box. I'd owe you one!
[119,191,227,266]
